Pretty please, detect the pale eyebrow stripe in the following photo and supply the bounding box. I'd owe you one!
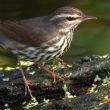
[50,14,80,21]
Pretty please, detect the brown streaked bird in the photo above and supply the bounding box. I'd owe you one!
[0,6,96,98]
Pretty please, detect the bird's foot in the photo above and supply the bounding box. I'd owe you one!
[50,70,64,82]
[35,63,64,82]
[18,61,33,98]
[21,74,33,98]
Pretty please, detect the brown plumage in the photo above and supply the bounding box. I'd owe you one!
[0,18,57,47]
[0,6,96,98]
[0,6,86,48]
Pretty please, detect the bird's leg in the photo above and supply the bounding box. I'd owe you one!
[35,63,64,81]
[18,61,33,98]
[58,58,69,67]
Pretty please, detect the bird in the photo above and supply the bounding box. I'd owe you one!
[0,6,96,98]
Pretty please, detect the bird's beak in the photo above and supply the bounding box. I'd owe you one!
[83,15,97,21]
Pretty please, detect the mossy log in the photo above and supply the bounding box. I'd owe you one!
[0,55,110,110]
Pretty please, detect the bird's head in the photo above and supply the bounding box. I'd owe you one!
[49,6,97,32]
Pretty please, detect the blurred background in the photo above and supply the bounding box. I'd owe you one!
[0,0,110,66]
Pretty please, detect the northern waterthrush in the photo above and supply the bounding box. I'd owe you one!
[0,6,96,98]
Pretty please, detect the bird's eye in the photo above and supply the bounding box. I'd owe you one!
[66,17,77,21]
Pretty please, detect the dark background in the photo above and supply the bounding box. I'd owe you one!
[0,0,110,65]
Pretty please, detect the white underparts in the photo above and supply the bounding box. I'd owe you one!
[12,31,73,62]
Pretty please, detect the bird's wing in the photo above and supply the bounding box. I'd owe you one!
[0,20,55,47]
